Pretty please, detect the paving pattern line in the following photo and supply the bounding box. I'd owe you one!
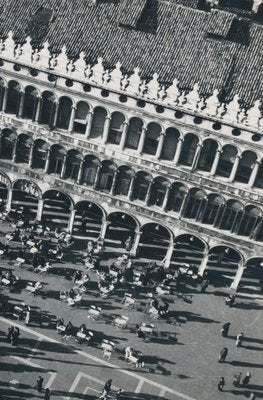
[0,317,197,400]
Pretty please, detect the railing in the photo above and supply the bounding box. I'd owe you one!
[1,113,263,205]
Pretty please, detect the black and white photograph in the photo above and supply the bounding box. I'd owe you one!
[0,0,262,399]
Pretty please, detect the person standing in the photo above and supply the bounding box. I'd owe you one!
[44,388,51,400]
[11,327,20,346]
[217,377,225,391]
[7,326,14,343]
[218,347,228,363]
[25,306,31,326]
[221,322,231,337]
[233,372,242,387]
[200,279,209,293]
[37,376,44,392]
[236,332,244,347]
[249,393,256,400]
[242,372,251,386]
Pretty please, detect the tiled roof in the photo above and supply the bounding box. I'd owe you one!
[0,0,262,107]
[206,10,236,37]
[119,0,148,28]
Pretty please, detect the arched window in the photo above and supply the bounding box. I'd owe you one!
[254,160,263,189]
[73,101,89,134]
[48,145,66,175]
[197,139,218,172]
[178,133,199,166]
[143,122,161,156]
[237,205,261,237]
[90,107,107,139]
[216,145,238,178]
[0,129,16,159]
[56,97,73,130]
[201,194,224,225]
[81,156,100,186]
[40,91,56,125]
[235,151,257,184]
[219,200,243,231]
[6,81,20,114]
[125,117,143,150]
[97,161,117,192]
[183,188,206,219]
[166,182,188,213]
[32,140,49,169]
[161,127,180,161]
[115,166,134,196]
[149,177,170,207]
[23,86,38,120]
[108,112,125,145]
[132,171,152,202]
[64,150,82,180]
[16,134,32,164]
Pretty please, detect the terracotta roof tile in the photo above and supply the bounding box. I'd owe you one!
[0,0,262,106]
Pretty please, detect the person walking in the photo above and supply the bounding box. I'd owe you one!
[99,379,112,399]
[218,347,228,363]
[11,327,20,346]
[236,332,244,347]
[242,372,251,386]
[233,372,242,387]
[221,322,231,337]
[7,326,14,343]
[36,376,44,392]
[249,393,256,400]
[44,388,51,400]
[217,377,225,391]
[200,279,209,293]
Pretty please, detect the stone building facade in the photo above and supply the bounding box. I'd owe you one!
[0,0,263,291]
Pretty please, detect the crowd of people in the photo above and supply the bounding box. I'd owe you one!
[0,204,259,399]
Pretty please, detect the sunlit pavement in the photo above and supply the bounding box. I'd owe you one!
[0,222,262,400]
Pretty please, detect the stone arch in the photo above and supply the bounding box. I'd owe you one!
[73,101,90,134]
[40,90,56,125]
[64,149,82,181]
[90,106,107,139]
[172,233,207,268]
[237,204,262,237]
[42,189,73,229]
[207,245,243,287]
[23,85,39,120]
[107,111,125,145]
[105,212,139,249]
[161,127,180,161]
[81,155,100,186]
[48,144,67,175]
[166,182,189,213]
[74,200,105,239]
[197,138,218,172]
[56,96,73,130]
[143,122,162,156]
[215,144,238,178]
[12,178,42,220]
[149,176,170,207]
[235,150,258,184]
[201,193,225,225]
[125,117,144,150]
[240,258,263,297]
[178,133,199,167]
[218,199,244,232]
[115,165,135,197]
[16,133,33,164]
[139,222,172,260]
[0,128,17,160]
[132,170,153,202]
[183,187,207,220]
[32,139,49,170]
[254,158,263,189]
[97,159,117,193]
[6,80,21,114]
